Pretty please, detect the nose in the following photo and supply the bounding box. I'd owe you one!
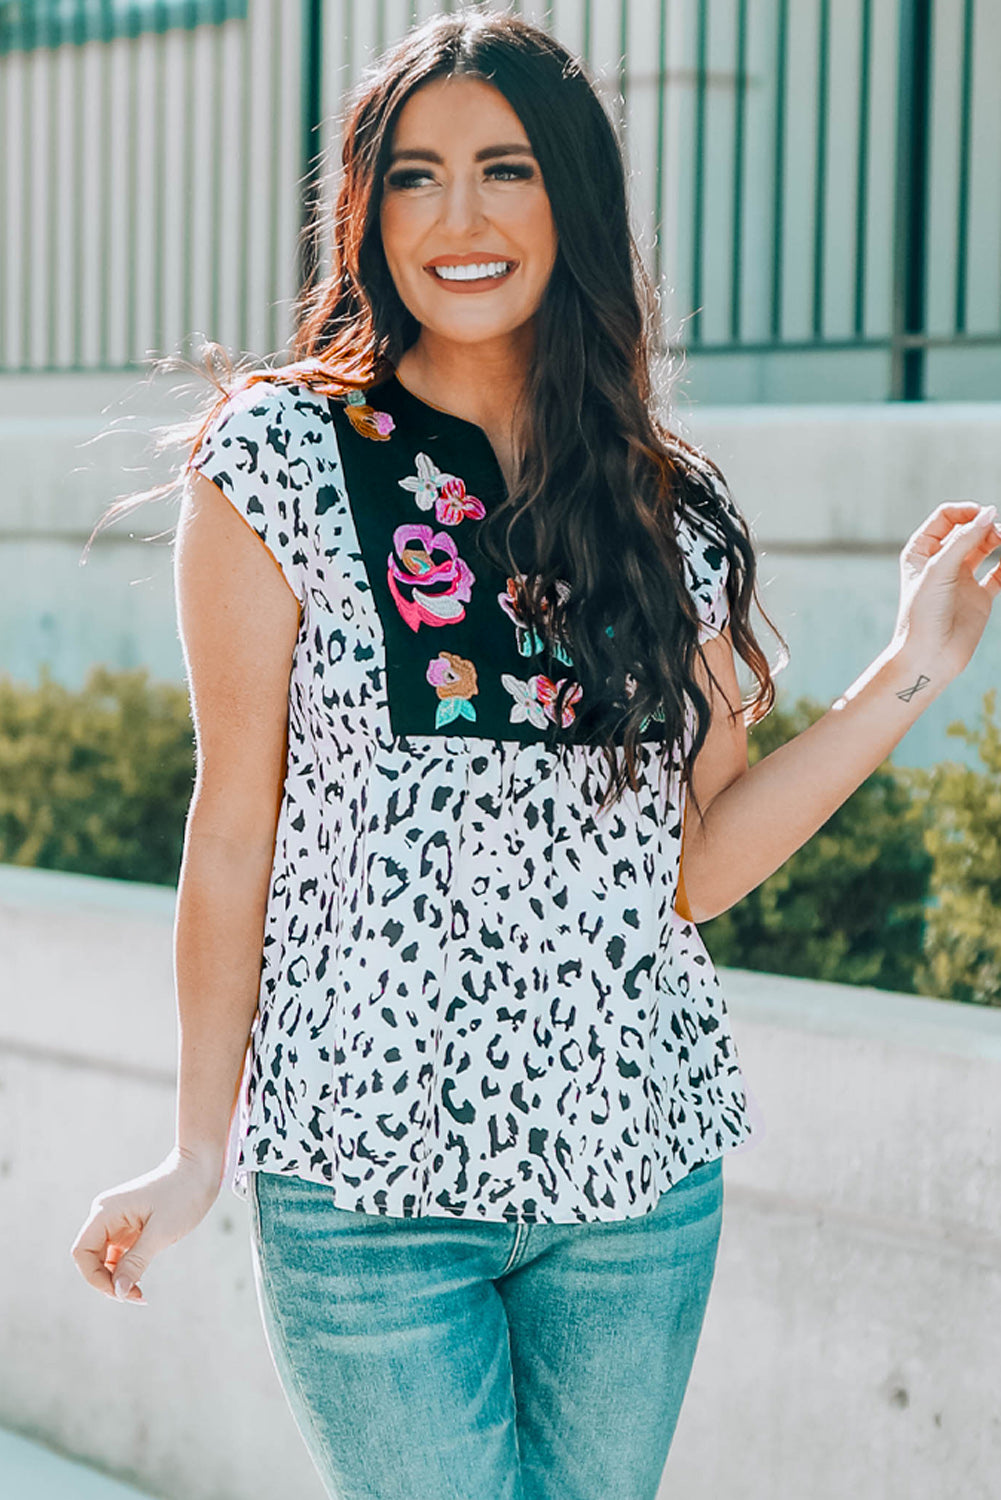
[437,174,488,235]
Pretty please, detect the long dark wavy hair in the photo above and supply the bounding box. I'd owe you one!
[90,2,785,815]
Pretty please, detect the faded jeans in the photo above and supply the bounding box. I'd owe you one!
[248,1157,724,1500]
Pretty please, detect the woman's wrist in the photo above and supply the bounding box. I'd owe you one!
[830,635,951,715]
[173,1141,227,1193]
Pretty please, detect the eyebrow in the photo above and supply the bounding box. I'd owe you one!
[387,144,535,166]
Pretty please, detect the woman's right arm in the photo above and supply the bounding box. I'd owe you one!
[70,469,300,1304]
[171,467,300,1186]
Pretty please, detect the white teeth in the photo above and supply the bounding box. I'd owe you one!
[432,261,512,281]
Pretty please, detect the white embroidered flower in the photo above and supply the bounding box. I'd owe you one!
[501,673,549,730]
[398,451,457,511]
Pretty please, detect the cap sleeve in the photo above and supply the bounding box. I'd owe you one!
[186,380,307,605]
[675,475,735,644]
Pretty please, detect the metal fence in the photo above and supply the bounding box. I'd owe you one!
[2,0,1000,400]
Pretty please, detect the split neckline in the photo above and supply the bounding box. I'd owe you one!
[380,370,511,497]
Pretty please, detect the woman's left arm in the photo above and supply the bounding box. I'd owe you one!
[679,501,1001,926]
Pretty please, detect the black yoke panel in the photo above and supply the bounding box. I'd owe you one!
[329,373,581,744]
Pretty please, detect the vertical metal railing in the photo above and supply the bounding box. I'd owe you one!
[891,0,933,399]
[853,0,873,340]
[0,0,272,372]
[769,0,788,346]
[298,0,324,297]
[0,0,999,400]
[952,0,973,335]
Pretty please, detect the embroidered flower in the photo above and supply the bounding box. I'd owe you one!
[398,452,441,510]
[638,704,667,733]
[497,575,573,665]
[502,672,582,730]
[535,675,583,728]
[399,452,486,526]
[341,388,395,441]
[623,671,666,733]
[387,523,475,631]
[436,475,486,526]
[501,674,549,730]
[427,652,478,728]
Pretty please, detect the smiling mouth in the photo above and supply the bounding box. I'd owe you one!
[425,261,517,285]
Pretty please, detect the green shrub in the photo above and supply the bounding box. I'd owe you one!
[0,666,194,886]
[906,689,1001,1006]
[699,695,935,994]
[1,669,998,1005]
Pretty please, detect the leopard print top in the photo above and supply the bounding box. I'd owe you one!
[186,370,758,1223]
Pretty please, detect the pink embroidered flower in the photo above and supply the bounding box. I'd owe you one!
[387,523,475,632]
[436,475,486,526]
[535,674,583,728]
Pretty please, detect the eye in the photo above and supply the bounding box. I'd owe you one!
[385,162,536,190]
[385,168,434,189]
[487,163,535,182]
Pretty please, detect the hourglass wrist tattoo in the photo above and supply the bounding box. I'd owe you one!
[831,663,934,713]
[895,672,932,703]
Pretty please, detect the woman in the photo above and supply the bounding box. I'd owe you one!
[71,9,1000,1500]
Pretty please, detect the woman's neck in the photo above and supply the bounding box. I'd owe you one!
[394,337,530,440]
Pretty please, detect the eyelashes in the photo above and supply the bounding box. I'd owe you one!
[385,163,536,189]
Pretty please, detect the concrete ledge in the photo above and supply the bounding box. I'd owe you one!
[0,1426,157,1500]
[681,401,1001,547]
[723,963,1001,1061]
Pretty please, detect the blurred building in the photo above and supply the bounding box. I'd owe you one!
[1,0,999,765]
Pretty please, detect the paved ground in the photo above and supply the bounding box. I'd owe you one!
[0,1426,157,1498]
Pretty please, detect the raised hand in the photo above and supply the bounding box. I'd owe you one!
[891,502,1001,681]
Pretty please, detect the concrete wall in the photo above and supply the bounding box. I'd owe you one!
[2,370,999,770]
[1,862,999,1500]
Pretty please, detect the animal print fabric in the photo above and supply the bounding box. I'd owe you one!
[185,372,756,1223]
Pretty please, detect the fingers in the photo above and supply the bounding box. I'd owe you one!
[110,1239,151,1303]
[911,501,984,545]
[905,503,997,561]
[979,556,1001,602]
[70,1210,148,1304]
[936,506,999,555]
[908,505,999,563]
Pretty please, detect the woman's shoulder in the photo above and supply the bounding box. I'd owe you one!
[206,370,338,431]
[669,451,744,638]
[191,373,351,488]
[674,462,737,558]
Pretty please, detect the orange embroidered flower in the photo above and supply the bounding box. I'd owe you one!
[342,388,395,441]
[498,575,573,665]
[426,652,478,727]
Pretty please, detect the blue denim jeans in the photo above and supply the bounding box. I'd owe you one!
[248,1158,723,1500]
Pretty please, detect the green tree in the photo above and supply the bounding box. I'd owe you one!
[699,695,934,993]
[0,666,194,886]
[908,689,1001,1006]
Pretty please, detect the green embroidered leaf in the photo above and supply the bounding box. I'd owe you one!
[435,697,462,727]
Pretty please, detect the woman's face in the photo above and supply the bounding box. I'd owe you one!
[379,75,558,351]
